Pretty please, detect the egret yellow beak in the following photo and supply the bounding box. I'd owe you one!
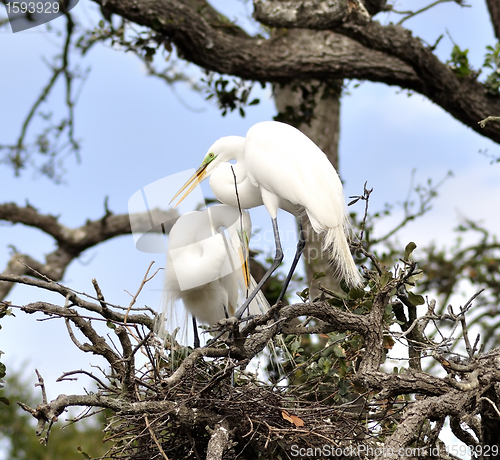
[239,246,250,290]
[169,164,208,208]
[238,229,250,289]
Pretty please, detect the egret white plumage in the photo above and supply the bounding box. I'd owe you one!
[171,121,362,316]
[158,204,268,347]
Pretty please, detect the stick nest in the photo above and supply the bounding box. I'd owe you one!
[103,350,372,459]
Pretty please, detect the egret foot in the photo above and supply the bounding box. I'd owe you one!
[276,218,306,304]
[235,217,283,319]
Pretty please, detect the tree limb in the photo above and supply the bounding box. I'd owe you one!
[0,274,155,329]
[206,421,233,460]
[0,202,177,299]
[486,0,500,41]
[384,390,474,457]
[83,0,500,143]
[253,0,370,29]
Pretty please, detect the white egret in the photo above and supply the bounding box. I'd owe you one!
[158,204,268,347]
[171,121,362,317]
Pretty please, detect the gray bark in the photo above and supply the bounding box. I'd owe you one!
[88,0,500,144]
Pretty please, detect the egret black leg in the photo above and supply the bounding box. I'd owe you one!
[192,316,200,349]
[277,217,306,303]
[235,217,283,318]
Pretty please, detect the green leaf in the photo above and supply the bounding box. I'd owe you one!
[312,271,326,281]
[448,44,472,77]
[332,345,345,358]
[328,297,344,307]
[144,46,156,62]
[362,298,373,309]
[106,320,116,330]
[380,271,393,287]
[339,279,350,293]
[318,357,332,374]
[337,374,350,393]
[404,242,417,260]
[0,304,11,319]
[405,269,424,288]
[408,291,425,306]
[349,286,365,300]
[348,334,362,350]
[77,446,92,459]
[288,336,302,355]
[296,288,309,302]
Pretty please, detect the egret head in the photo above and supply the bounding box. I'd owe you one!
[170,136,245,207]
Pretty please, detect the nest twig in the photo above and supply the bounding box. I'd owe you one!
[102,352,371,459]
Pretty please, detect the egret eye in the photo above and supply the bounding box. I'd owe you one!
[203,152,217,165]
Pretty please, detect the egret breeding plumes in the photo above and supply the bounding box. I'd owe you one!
[171,121,362,316]
[158,204,268,346]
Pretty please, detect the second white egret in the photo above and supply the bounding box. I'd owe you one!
[159,204,268,347]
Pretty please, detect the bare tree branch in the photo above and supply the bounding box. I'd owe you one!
[6,242,500,457]
[0,274,156,328]
[206,421,234,460]
[0,12,82,181]
[253,0,370,28]
[0,202,177,299]
[486,0,500,41]
[84,0,500,144]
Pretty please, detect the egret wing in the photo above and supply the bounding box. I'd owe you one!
[246,121,347,231]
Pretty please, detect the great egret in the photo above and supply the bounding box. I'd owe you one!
[171,121,362,316]
[158,204,268,347]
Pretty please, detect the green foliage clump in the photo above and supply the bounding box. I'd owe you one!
[0,369,108,460]
[447,44,473,77]
[202,72,261,117]
[483,43,500,94]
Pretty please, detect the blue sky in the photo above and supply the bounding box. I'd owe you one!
[0,0,499,437]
